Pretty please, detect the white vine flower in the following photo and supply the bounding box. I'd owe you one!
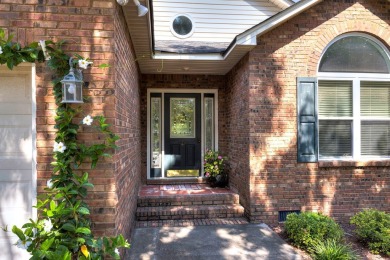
[42,219,53,233]
[16,239,31,249]
[46,179,53,188]
[78,59,93,69]
[115,248,120,256]
[82,115,93,126]
[0,46,3,55]
[53,141,66,153]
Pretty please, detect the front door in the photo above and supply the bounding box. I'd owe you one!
[164,93,201,177]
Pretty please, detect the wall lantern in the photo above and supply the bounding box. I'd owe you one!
[61,57,84,103]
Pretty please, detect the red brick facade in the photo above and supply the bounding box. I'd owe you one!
[241,0,390,224]
[113,3,141,252]
[0,1,141,256]
[1,0,389,253]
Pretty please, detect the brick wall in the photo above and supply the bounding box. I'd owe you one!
[140,74,226,183]
[224,55,252,217]
[245,0,390,224]
[113,3,141,255]
[0,0,137,239]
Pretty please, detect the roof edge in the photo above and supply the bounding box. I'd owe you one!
[150,0,323,62]
[236,0,323,46]
[269,0,295,9]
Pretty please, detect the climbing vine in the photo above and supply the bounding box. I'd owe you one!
[0,28,129,259]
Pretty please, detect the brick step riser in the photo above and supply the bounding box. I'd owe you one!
[136,205,245,221]
[137,213,244,221]
[137,194,239,207]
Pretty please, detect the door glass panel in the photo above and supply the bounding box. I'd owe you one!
[204,97,214,152]
[170,98,195,138]
[151,97,161,168]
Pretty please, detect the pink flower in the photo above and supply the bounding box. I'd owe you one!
[205,172,210,177]
[218,156,222,160]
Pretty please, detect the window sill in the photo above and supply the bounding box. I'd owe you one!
[318,159,390,168]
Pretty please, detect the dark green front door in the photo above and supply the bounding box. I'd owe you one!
[164,93,201,177]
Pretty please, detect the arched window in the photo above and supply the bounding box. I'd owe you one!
[319,35,390,73]
[316,34,390,159]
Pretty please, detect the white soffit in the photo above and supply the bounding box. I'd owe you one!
[122,0,322,75]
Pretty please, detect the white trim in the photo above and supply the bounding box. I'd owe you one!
[153,52,224,61]
[318,77,390,161]
[146,88,218,179]
[236,0,322,46]
[352,78,361,159]
[31,64,37,221]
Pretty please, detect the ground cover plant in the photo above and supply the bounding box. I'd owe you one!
[311,239,357,260]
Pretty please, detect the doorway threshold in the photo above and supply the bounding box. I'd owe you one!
[147,177,206,185]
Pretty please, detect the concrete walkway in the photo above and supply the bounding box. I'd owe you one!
[127,223,303,260]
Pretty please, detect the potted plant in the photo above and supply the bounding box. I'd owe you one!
[204,150,228,187]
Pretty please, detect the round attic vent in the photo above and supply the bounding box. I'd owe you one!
[171,15,194,38]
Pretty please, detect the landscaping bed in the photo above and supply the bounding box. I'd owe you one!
[272,223,389,260]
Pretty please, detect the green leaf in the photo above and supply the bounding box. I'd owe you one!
[76,227,91,235]
[77,237,86,244]
[82,183,94,188]
[50,200,56,211]
[41,237,55,251]
[6,59,14,70]
[77,207,90,215]
[12,225,25,241]
[98,63,110,69]
[67,128,77,134]
[61,223,76,232]
[46,210,54,217]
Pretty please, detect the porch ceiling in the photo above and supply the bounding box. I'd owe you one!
[121,2,255,75]
[121,0,320,75]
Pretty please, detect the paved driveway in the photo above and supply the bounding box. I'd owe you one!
[127,223,303,260]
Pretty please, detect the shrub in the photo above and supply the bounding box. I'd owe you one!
[311,239,358,260]
[350,209,390,256]
[285,212,344,251]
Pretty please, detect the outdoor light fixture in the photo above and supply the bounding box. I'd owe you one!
[61,57,84,103]
[133,0,148,16]
[116,0,148,17]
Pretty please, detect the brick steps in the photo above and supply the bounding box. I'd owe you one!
[136,185,246,225]
[137,193,239,207]
[137,204,244,221]
[136,217,249,228]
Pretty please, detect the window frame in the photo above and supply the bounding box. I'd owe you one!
[170,14,195,39]
[317,33,390,161]
[317,75,390,160]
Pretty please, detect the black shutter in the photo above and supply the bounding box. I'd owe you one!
[297,77,318,162]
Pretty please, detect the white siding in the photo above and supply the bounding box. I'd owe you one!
[153,0,282,43]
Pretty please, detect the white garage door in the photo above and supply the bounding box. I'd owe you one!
[0,65,35,259]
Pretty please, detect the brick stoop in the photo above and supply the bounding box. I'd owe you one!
[136,184,247,227]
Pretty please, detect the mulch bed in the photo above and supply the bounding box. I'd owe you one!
[271,223,389,260]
